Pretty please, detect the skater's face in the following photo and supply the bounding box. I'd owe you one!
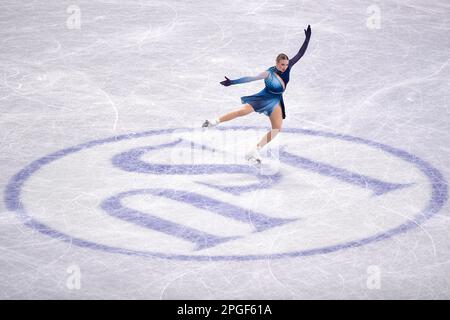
[276,59,289,72]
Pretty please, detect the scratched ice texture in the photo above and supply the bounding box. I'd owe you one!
[0,0,449,299]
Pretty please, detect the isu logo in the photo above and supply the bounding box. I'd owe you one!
[4,127,447,261]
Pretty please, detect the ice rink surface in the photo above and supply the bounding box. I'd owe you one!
[0,0,449,299]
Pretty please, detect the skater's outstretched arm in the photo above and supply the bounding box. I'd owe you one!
[289,25,312,67]
[220,71,268,87]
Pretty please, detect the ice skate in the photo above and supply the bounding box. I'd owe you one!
[245,147,262,165]
[201,119,219,128]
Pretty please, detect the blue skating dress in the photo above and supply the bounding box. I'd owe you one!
[241,66,287,118]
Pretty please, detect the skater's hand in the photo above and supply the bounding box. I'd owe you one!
[304,25,311,39]
[220,76,232,86]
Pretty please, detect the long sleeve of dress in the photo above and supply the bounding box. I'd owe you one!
[288,36,311,67]
[230,72,268,85]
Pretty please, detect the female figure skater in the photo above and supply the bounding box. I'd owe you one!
[202,25,311,163]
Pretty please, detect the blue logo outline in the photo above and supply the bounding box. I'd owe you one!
[3,126,448,261]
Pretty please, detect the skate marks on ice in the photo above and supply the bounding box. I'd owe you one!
[3,126,447,260]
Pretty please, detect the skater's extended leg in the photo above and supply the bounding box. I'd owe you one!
[202,104,254,128]
[219,104,254,123]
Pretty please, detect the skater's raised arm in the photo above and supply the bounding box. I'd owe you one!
[289,25,311,67]
[220,71,268,87]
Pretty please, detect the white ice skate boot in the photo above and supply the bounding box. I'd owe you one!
[245,146,262,164]
[202,119,220,128]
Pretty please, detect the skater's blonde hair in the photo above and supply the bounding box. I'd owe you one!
[276,53,289,62]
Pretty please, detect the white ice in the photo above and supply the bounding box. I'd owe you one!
[0,0,449,299]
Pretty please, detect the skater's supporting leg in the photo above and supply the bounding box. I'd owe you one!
[256,104,283,149]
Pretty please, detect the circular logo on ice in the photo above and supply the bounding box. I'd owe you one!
[4,126,447,261]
